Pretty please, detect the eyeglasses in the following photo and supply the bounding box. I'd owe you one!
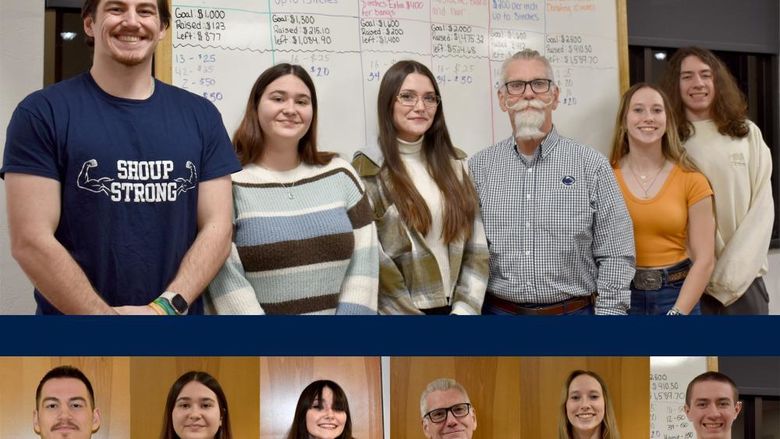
[396,92,440,108]
[503,79,553,95]
[424,403,471,423]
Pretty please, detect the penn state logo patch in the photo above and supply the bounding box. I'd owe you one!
[561,175,576,186]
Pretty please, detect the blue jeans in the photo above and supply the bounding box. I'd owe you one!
[482,302,594,316]
[629,280,701,315]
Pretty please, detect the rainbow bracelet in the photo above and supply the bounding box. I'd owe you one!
[149,297,177,316]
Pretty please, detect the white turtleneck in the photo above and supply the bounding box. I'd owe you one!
[397,137,453,299]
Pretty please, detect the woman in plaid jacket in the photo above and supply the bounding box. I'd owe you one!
[352,60,489,315]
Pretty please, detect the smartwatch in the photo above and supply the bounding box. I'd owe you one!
[160,291,189,315]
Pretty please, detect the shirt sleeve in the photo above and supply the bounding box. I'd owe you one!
[708,122,774,304]
[1,96,61,180]
[336,162,379,315]
[197,99,241,182]
[686,170,714,207]
[450,163,489,315]
[591,162,635,315]
[207,242,265,314]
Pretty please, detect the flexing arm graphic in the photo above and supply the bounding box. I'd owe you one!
[175,160,198,194]
[77,159,113,196]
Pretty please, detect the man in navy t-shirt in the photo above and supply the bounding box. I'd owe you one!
[1,0,241,315]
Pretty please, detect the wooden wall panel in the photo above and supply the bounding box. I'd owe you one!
[259,357,382,439]
[130,357,259,439]
[518,357,650,438]
[390,357,522,439]
[0,357,130,439]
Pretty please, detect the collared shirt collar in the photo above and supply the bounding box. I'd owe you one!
[510,126,561,163]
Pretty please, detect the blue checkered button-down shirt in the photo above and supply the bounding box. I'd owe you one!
[468,127,635,315]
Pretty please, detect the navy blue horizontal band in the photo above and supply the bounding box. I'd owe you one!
[0,316,777,356]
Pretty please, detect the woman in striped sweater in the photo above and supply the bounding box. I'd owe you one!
[207,64,379,314]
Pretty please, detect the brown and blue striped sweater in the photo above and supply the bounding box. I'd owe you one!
[207,158,379,314]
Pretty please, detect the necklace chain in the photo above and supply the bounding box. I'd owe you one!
[257,162,297,200]
[627,159,666,199]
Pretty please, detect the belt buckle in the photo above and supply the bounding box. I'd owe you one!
[634,270,662,290]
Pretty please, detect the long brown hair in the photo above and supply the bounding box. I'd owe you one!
[160,371,232,439]
[660,47,749,141]
[286,380,353,439]
[558,370,620,439]
[233,63,336,166]
[610,83,696,171]
[377,60,478,243]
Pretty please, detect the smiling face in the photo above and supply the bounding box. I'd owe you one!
[84,0,166,68]
[498,58,559,143]
[679,55,715,121]
[257,73,314,149]
[566,374,605,437]
[172,381,222,439]
[34,378,101,439]
[393,72,438,142]
[625,86,667,148]
[305,386,348,439]
[422,389,477,439]
[685,381,741,439]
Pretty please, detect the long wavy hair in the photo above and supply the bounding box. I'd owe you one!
[377,60,478,243]
[233,63,336,166]
[286,380,353,439]
[660,47,749,141]
[160,371,232,439]
[558,370,620,439]
[609,83,696,172]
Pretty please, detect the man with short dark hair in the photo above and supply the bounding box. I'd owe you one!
[469,49,635,315]
[684,371,742,439]
[420,378,477,439]
[34,366,101,439]
[2,0,241,314]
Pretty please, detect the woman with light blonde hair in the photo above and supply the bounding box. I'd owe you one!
[610,82,715,315]
[558,370,620,439]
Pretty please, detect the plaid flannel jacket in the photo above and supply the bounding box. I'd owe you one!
[352,147,489,315]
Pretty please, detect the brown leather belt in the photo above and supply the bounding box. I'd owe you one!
[484,292,596,316]
[632,259,692,291]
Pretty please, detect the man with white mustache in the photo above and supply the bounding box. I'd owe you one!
[468,49,635,315]
[684,372,742,439]
[34,366,101,439]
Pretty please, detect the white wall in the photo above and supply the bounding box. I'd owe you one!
[0,1,41,314]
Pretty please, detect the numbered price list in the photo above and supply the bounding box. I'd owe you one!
[650,373,694,439]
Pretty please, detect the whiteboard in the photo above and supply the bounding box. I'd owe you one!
[650,357,709,439]
[169,0,622,159]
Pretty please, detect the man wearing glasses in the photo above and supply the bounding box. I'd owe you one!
[420,378,477,439]
[685,372,742,439]
[468,49,634,315]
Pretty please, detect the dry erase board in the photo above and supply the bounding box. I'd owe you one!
[164,0,628,158]
[650,357,715,439]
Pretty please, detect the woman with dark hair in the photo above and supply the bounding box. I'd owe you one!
[207,63,379,315]
[660,47,774,315]
[352,60,488,315]
[558,370,620,439]
[160,371,232,439]
[287,380,353,439]
[610,83,714,315]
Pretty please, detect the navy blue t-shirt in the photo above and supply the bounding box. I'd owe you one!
[1,73,241,314]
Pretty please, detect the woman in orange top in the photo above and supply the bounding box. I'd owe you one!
[610,83,715,315]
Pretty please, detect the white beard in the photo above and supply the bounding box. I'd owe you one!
[509,99,548,140]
